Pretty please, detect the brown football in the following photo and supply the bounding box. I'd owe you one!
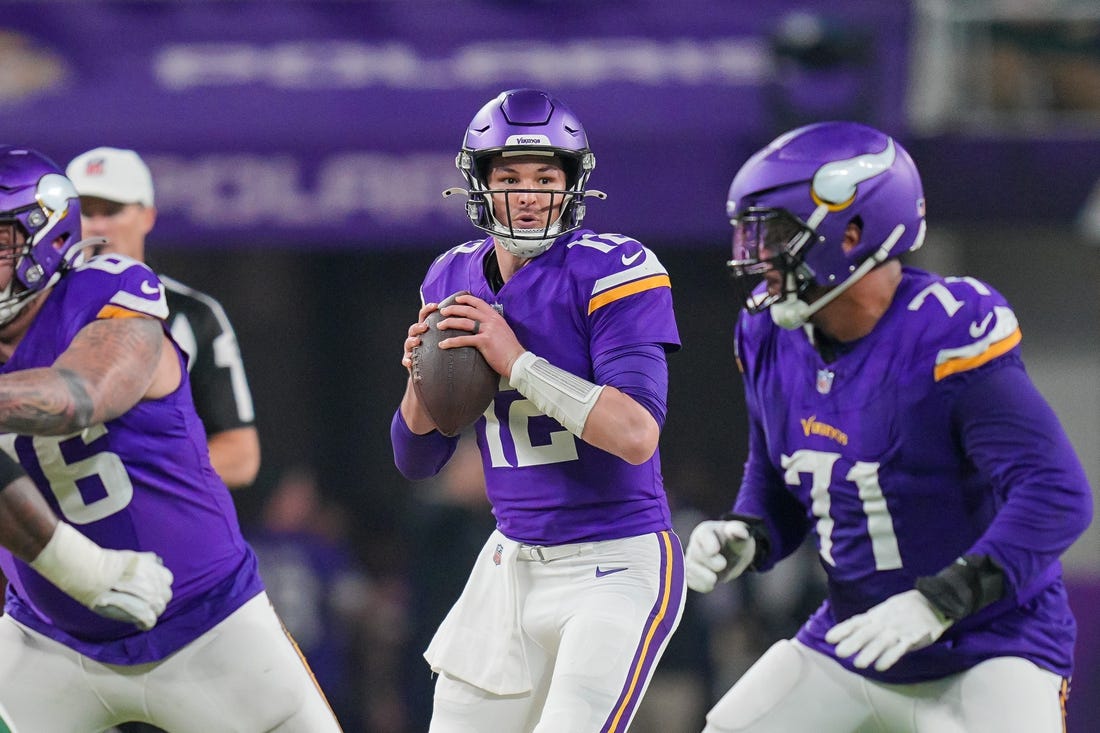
[411,291,499,436]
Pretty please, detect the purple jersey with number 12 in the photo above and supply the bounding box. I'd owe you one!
[420,230,680,545]
[0,255,264,665]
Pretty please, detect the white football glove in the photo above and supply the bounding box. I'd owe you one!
[825,589,953,672]
[685,519,756,593]
[29,522,174,631]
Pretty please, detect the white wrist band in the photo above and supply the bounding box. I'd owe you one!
[509,351,604,437]
[29,521,107,607]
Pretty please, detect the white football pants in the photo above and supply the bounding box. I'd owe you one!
[427,530,686,733]
[703,638,1067,733]
[0,592,343,732]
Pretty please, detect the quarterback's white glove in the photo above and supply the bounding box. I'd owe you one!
[30,522,174,631]
[825,589,953,672]
[685,519,756,593]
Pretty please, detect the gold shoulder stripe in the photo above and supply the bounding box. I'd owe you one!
[96,304,148,320]
[587,274,670,315]
[933,328,1021,381]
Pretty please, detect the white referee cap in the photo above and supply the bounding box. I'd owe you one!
[66,147,155,207]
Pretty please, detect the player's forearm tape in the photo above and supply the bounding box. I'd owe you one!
[29,522,112,606]
[720,512,772,571]
[0,450,28,490]
[915,553,1006,621]
[509,351,604,437]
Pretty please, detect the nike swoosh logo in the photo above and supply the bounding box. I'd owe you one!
[621,251,643,266]
[969,312,993,338]
[140,280,161,296]
[595,566,628,578]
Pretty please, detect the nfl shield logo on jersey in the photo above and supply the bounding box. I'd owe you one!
[816,369,835,395]
[493,543,503,566]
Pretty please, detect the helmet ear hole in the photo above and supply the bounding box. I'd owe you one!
[843,218,863,252]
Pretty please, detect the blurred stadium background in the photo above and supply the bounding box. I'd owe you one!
[2,1,1098,730]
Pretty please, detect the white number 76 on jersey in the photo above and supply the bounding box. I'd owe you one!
[0,429,134,524]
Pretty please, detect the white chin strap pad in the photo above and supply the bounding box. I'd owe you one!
[770,234,900,330]
[497,234,556,259]
[770,296,812,330]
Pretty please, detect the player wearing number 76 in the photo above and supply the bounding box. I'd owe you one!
[0,147,342,732]
[685,122,1093,732]
[391,88,685,732]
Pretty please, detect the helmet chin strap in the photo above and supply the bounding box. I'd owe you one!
[0,242,88,328]
[770,225,904,330]
[495,218,564,258]
[0,287,43,328]
[497,232,557,259]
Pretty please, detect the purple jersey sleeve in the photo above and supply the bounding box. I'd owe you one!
[0,256,263,665]
[594,343,669,428]
[732,267,1090,683]
[404,231,680,545]
[952,356,1093,601]
[390,408,459,480]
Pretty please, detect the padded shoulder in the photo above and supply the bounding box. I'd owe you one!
[563,231,671,315]
[70,253,169,320]
[899,273,1021,382]
[420,237,492,305]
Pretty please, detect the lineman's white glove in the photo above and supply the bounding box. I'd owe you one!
[685,519,756,593]
[30,522,174,631]
[825,589,953,672]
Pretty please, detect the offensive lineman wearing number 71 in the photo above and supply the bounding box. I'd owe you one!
[391,88,686,732]
[685,121,1093,732]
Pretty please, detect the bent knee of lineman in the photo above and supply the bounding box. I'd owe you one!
[703,639,810,732]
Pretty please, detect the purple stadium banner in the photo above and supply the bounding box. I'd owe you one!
[2,2,1098,248]
[0,0,911,248]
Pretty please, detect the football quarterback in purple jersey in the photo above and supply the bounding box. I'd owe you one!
[391,88,686,732]
[685,122,1092,732]
[0,147,342,732]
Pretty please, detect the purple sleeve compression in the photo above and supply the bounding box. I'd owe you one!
[594,343,669,428]
[390,408,459,481]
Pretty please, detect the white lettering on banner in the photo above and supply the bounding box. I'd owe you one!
[147,152,456,227]
[155,38,769,90]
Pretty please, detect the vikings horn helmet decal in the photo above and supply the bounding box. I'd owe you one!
[811,138,896,210]
[725,122,925,328]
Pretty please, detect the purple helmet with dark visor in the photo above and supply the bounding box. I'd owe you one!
[0,146,85,325]
[726,121,926,328]
[446,88,603,258]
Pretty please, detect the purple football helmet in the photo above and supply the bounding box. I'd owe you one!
[447,88,603,258]
[0,146,86,325]
[726,121,926,328]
